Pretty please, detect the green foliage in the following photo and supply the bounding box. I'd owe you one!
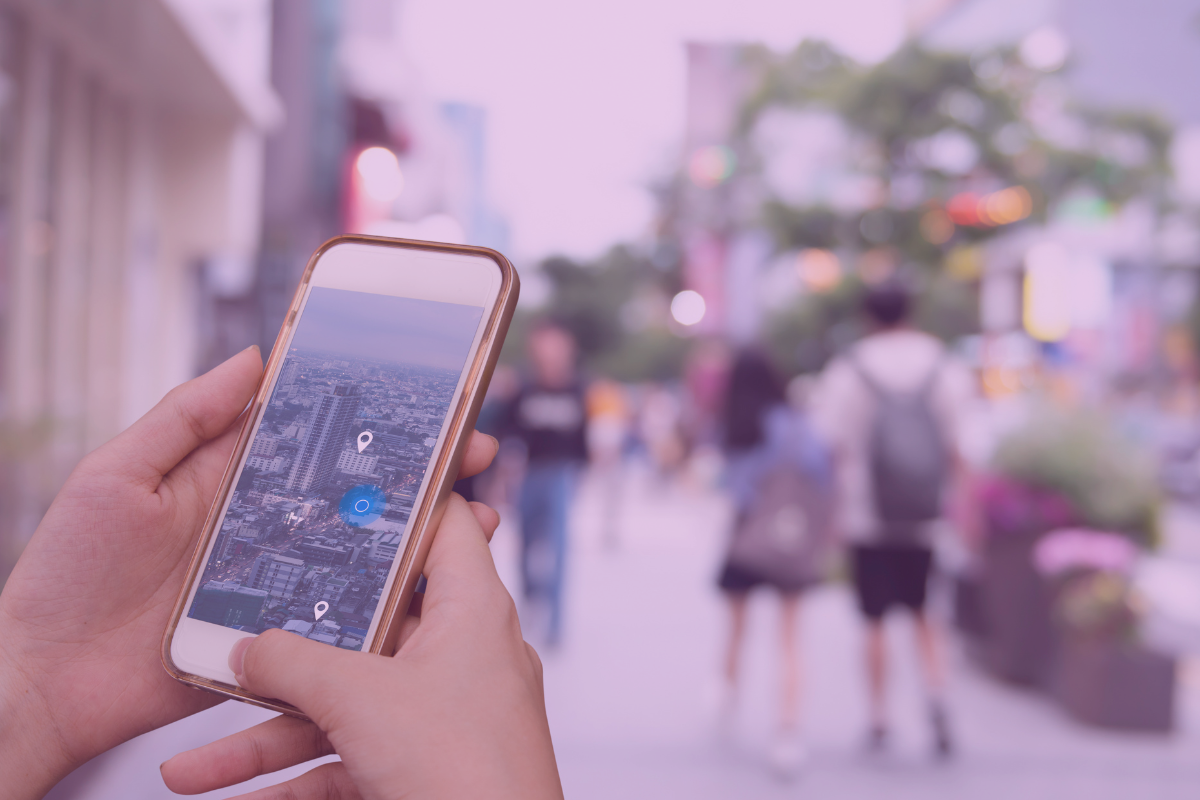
[523,245,690,382]
[1057,571,1140,641]
[593,328,691,383]
[764,276,867,374]
[993,408,1160,547]
[749,40,1173,369]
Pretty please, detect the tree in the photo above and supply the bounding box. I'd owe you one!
[742,41,1172,372]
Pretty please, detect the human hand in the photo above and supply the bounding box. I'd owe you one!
[0,347,501,799]
[0,346,264,798]
[161,494,562,800]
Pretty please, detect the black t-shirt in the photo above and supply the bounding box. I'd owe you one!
[504,382,588,463]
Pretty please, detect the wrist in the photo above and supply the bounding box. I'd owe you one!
[0,628,76,798]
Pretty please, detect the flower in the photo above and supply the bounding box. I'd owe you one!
[1033,528,1140,577]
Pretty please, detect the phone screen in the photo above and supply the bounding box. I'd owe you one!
[184,284,483,651]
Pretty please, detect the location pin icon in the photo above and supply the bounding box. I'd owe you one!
[314,601,329,621]
[357,430,373,453]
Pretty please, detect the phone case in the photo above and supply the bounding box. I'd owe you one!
[161,234,519,717]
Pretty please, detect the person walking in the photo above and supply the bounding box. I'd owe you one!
[505,321,588,648]
[812,280,975,759]
[715,348,833,777]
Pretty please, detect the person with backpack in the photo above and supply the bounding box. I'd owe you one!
[715,348,833,777]
[811,280,975,759]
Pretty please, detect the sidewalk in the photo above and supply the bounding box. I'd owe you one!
[46,462,1200,799]
[517,463,1200,799]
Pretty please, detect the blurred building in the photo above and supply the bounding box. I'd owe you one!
[244,0,506,369]
[920,0,1200,390]
[0,0,279,576]
[670,42,769,340]
[0,0,504,585]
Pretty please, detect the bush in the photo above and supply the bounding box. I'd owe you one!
[992,408,1159,547]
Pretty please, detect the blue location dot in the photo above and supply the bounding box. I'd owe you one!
[339,484,386,527]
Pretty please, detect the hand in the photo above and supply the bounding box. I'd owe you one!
[161,494,563,800]
[0,347,501,799]
[0,346,264,799]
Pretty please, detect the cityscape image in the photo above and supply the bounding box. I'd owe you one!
[187,286,484,651]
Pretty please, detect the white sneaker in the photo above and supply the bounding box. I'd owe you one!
[769,732,808,779]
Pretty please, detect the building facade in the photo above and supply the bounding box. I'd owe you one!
[0,0,279,582]
[248,551,305,598]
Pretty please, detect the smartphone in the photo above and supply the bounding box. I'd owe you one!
[162,235,518,715]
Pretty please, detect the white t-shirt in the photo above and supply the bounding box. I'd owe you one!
[811,329,974,544]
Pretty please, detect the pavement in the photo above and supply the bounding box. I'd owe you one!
[46,461,1200,799]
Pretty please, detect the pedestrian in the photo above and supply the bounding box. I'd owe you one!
[812,279,976,758]
[585,378,630,549]
[716,348,833,777]
[504,320,588,647]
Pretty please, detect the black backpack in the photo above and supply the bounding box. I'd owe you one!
[855,356,948,540]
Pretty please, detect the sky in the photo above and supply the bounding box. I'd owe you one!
[401,0,908,261]
[290,287,483,370]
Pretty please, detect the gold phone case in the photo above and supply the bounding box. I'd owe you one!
[161,234,519,717]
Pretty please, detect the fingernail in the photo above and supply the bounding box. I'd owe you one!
[229,637,252,684]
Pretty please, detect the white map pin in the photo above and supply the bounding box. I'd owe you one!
[314,601,329,621]
[357,430,373,453]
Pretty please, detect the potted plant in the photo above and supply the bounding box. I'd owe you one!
[970,408,1158,686]
[1034,529,1175,732]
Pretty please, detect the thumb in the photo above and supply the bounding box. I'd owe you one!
[231,629,380,724]
[93,345,263,490]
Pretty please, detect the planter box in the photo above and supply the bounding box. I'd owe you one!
[953,572,988,639]
[1054,638,1176,732]
[979,529,1058,686]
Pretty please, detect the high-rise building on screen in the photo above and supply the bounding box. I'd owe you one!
[287,384,362,492]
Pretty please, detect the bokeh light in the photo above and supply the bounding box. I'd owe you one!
[796,248,842,291]
[1020,26,1070,72]
[355,146,405,202]
[858,248,896,285]
[1024,241,1073,342]
[669,289,707,325]
[947,186,1033,228]
[920,208,955,244]
[687,145,737,187]
[982,186,1034,225]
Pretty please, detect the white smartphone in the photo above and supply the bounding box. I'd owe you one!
[162,235,517,715]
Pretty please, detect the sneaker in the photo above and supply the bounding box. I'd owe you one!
[931,704,954,760]
[769,732,808,779]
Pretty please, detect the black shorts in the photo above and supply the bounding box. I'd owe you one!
[851,544,933,620]
[717,561,812,595]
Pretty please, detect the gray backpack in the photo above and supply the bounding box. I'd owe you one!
[855,356,948,540]
[726,464,834,590]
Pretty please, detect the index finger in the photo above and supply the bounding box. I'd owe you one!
[457,431,499,480]
[418,494,512,620]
